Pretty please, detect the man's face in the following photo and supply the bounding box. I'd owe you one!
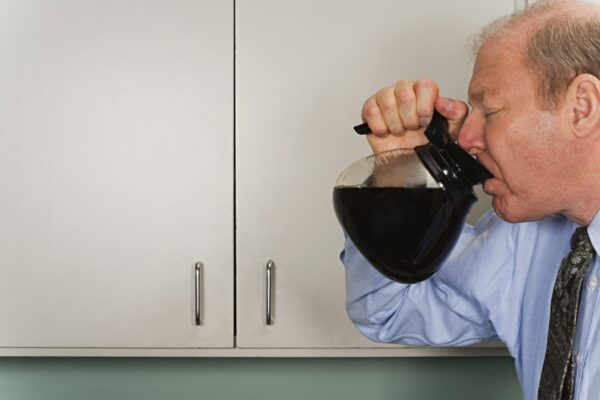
[457,37,573,223]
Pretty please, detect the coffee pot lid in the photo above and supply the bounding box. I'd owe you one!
[415,110,492,199]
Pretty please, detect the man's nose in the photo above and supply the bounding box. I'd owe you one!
[457,115,485,155]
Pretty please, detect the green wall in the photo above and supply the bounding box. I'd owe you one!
[0,357,522,399]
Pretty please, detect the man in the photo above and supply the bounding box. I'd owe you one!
[341,1,600,399]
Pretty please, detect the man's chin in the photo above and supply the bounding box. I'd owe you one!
[493,209,520,223]
[491,197,545,223]
[491,196,520,223]
[483,180,534,223]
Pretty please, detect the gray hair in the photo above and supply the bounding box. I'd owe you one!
[469,0,600,109]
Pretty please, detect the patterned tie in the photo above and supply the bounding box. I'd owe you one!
[538,227,595,400]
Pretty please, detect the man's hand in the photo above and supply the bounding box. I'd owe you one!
[361,79,469,154]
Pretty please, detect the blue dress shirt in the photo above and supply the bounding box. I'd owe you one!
[341,209,600,400]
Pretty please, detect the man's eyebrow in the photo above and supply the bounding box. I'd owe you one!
[468,89,485,105]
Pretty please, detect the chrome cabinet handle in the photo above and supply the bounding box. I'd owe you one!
[195,262,202,326]
[266,259,274,325]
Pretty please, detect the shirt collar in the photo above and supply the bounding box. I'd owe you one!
[586,209,600,252]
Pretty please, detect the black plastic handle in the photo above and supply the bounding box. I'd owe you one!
[353,123,372,135]
[353,110,446,144]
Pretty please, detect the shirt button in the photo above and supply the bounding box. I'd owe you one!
[588,276,598,290]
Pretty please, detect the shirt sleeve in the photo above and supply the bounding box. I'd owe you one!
[341,210,515,347]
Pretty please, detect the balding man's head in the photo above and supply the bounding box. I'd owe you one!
[471,0,600,110]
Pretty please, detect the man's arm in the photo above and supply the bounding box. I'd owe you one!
[341,210,514,346]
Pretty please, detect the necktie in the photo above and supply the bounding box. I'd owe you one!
[538,227,595,400]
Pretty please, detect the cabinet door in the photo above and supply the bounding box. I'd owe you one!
[0,0,233,348]
[236,0,513,348]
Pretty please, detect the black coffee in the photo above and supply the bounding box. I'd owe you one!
[333,186,474,283]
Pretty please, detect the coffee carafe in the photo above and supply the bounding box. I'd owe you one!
[333,110,492,283]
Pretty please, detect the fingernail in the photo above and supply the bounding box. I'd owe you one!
[444,99,453,112]
[420,117,431,127]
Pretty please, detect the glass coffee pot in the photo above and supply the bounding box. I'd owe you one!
[333,110,492,284]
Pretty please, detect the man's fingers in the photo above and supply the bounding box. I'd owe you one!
[415,79,439,127]
[376,87,405,136]
[362,96,388,137]
[360,79,447,152]
[394,80,419,130]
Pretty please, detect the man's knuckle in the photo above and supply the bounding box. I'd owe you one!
[417,106,434,117]
[403,118,420,130]
[387,121,404,134]
[395,79,413,89]
[377,92,396,111]
[373,126,388,136]
[363,104,380,119]
[395,89,415,105]
[415,78,437,90]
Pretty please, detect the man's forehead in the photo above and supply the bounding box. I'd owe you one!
[468,77,500,104]
[468,39,522,103]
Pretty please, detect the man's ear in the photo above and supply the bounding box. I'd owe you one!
[566,73,600,138]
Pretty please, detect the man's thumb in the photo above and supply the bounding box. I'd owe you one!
[434,97,468,140]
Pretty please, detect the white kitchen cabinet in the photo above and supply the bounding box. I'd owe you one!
[235,0,514,348]
[0,0,521,355]
[0,0,233,348]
